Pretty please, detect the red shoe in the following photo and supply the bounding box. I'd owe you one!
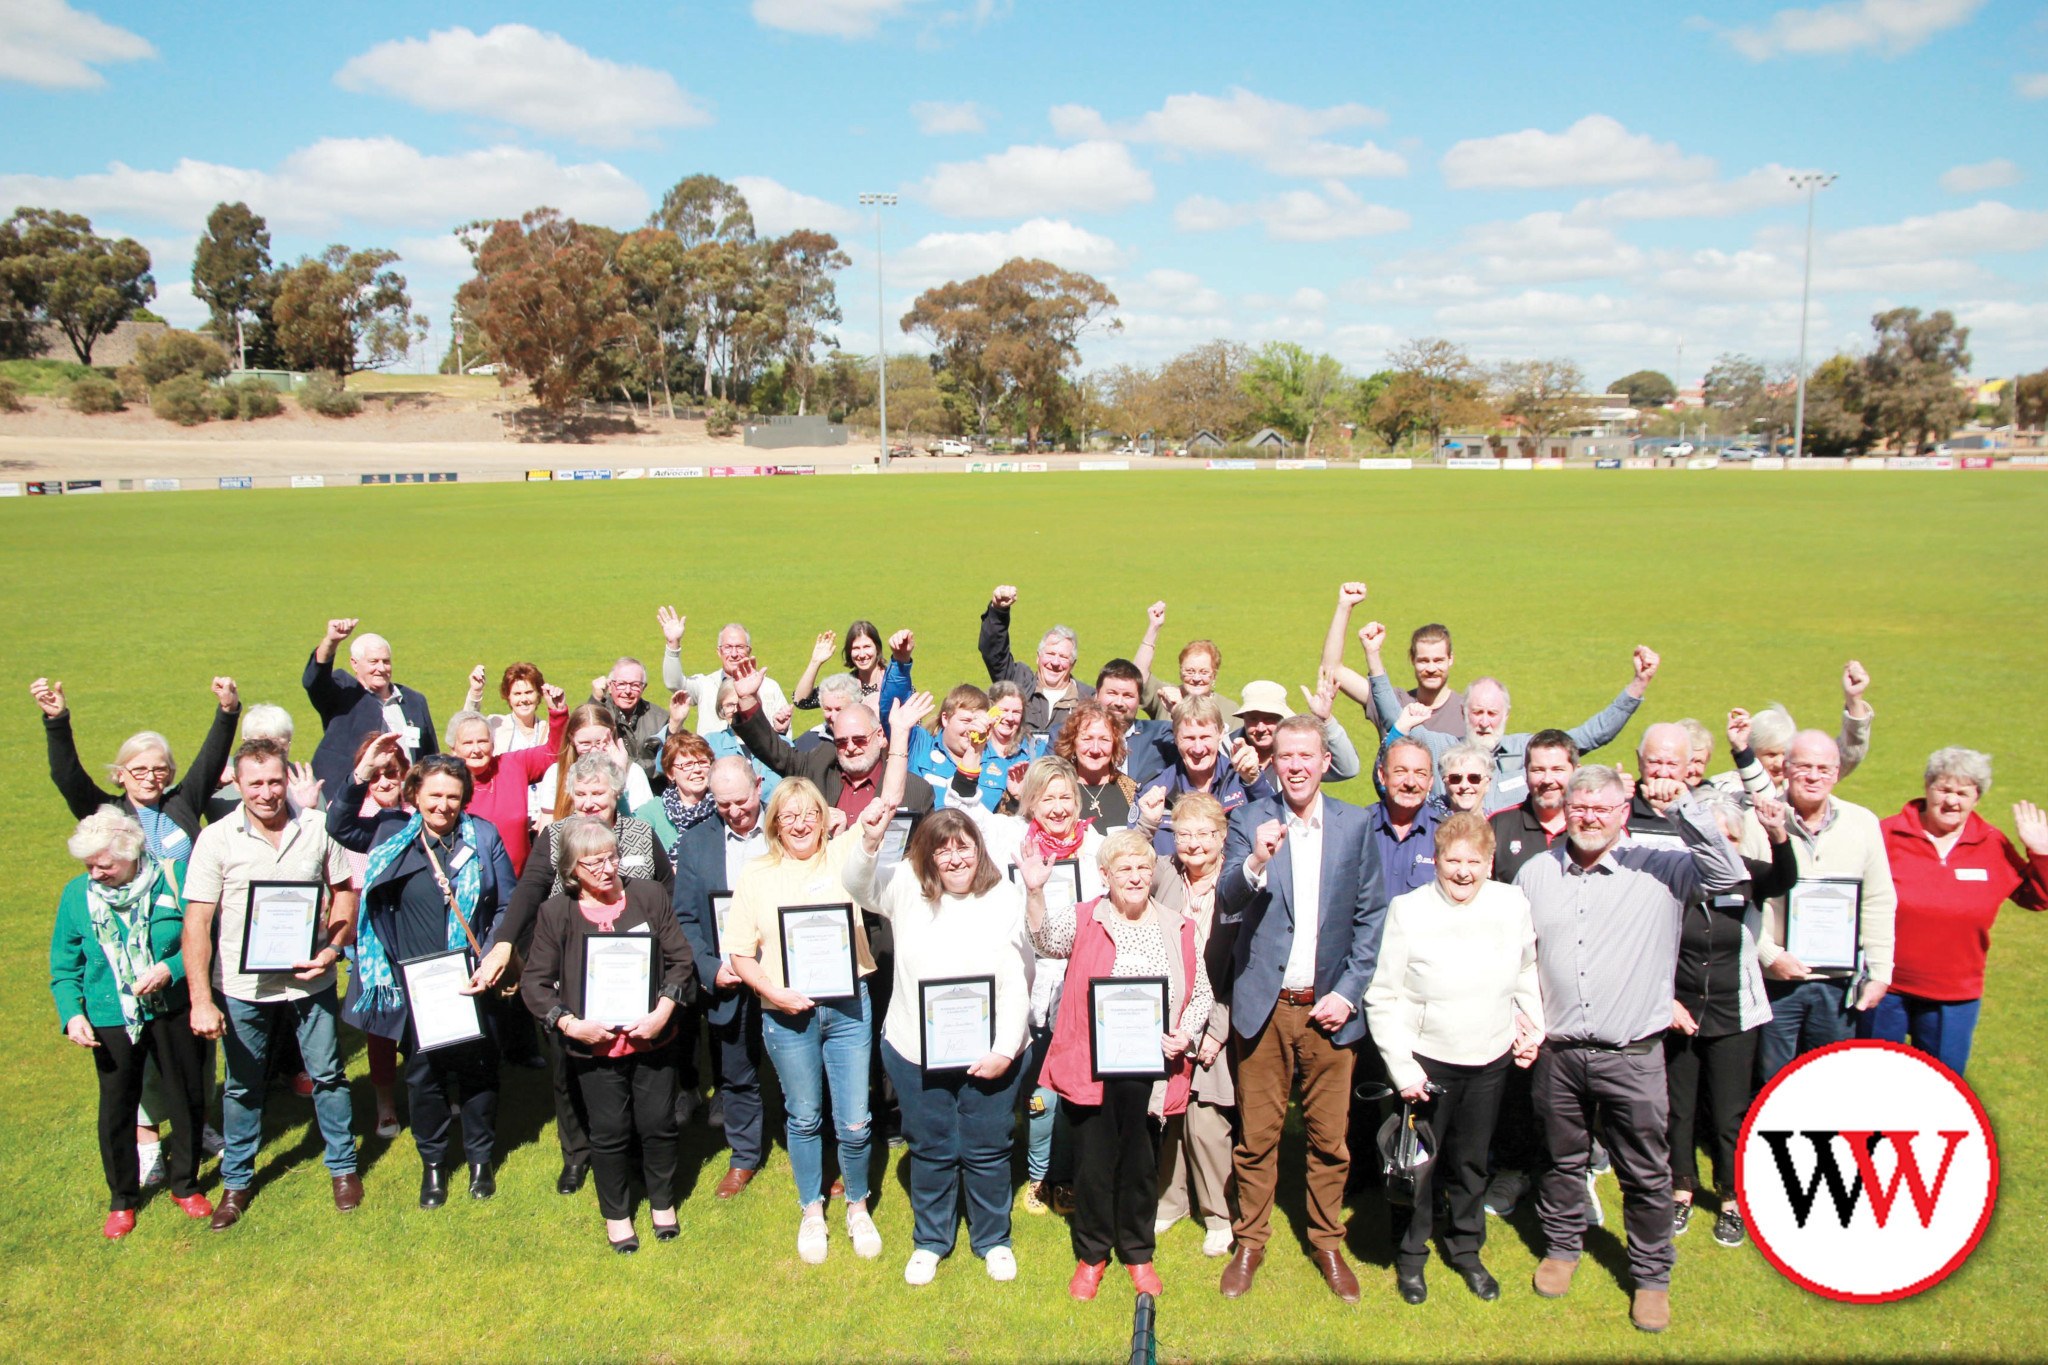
[1128,1261,1163,1296]
[1068,1260,1108,1301]
[293,1071,315,1098]
[172,1192,214,1219]
[102,1209,137,1240]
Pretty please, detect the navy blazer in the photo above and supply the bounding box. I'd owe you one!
[1215,791,1389,1048]
[1124,718,1176,785]
[671,817,747,1027]
[302,650,439,798]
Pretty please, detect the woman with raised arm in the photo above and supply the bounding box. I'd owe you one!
[792,621,887,713]
[531,702,656,827]
[442,687,568,877]
[461,662,554,755]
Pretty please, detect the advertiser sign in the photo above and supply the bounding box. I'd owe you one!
[525,469,554,481]
[710,465,764,477]
[219,476,253,489]
[648,467,704,478]
[145,478,180,491]
[1206,459,1256,470]
[1358,459,1413,470]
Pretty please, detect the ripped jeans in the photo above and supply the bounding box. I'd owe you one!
[760,980,873,1208]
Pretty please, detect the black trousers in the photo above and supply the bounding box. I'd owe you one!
[1393,1052,1511,1271]
[550,1028,592,1165]
[1489,1060,1544,1172]
[1532,1043,1674,1289]
[707,996,766,1171]
[92,1012,206,1210]
[1664,1027,1758,1199]
[867,945,899,1122]
[405,1033,499,1169]
[1068,1079,1161,1266]
[570,1039,682,1220]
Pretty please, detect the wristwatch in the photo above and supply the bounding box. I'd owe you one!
[544,1006,570,1033]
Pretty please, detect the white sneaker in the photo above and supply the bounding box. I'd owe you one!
[798,1212,829,1264]
[707,1092,726,1129]
[137,1142,166,1188]
[201,1125,225,1156]
[1483,1169,1530,1218]
[904,1249,940,1285]
[847,1206,883,1259]
[1201,1225,1234,1258]
[985,1245,1018,1281]
[1154,1215,1179,1236]
[1585,1172,1605,1228]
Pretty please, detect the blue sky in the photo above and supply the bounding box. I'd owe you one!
[4,0,2045,383]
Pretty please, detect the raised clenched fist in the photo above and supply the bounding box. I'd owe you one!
[1337,581,1369,608]
[990,585,1018,609]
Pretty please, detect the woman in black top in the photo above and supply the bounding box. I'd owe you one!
[1054,703,1136,829]
[523,817,697,1253]
[1666,788,1795,1247]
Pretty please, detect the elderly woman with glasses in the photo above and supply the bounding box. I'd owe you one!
[50,806,214,1238]
[524,816,697,1252]
[637,731,721,856]
[1439,740,1495,815]
[533,702,658,828]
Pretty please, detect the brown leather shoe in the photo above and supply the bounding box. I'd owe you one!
[1533,1257,1577,1298]
[1312,1248,1361,1303]
[715,1167,757,1200]
[208,1188,252,1232]
[332,1173,363,1212]
[1631,1287,1671,1333]
[1219,1243,1264,1298]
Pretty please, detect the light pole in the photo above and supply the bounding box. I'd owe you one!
[1788,172,1836,459]
[858,193,897,467]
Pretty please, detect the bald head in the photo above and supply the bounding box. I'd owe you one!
[1784,729,1841,815]
[1464,677,1510,745]
[708,756,762,835]
[1637,722,1691,783]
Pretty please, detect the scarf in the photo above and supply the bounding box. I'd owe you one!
[1024,817,1088,863]
[354,813,482,1024]
[662,784,716,861]
[85,857,176,1042]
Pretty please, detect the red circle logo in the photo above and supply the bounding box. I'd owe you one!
[1735,1040,1998,1303]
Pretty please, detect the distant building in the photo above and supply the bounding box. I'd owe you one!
[31,319,170,368]
[1246,427,1291,452]
[1187,429,1225,453]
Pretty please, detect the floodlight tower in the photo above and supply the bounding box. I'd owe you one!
[858,193,898,467]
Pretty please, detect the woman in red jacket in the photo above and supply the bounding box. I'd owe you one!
[443,692,567,877]
[1866,747,2048,1075]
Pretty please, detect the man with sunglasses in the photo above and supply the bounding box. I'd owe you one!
[1513,764,1744,1334]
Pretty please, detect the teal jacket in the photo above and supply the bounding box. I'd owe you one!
[49,865,190,1031]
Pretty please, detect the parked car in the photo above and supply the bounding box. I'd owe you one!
[1663,442,1695,458]
[1722,445,1764,461]
[931,438,973,456]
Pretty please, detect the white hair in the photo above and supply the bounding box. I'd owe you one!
[241,703,294,743]
[567,752,625,796]
[1925,747,1993,795]
[817,673,863,706]
[718,623,751,646]
[444,710,491,747]
[68,805,146,863]
[349,632,391,663]
[1567,764,1627,800]
[1039,624,1078,655]
[1466,676,1511,711]
[1440,739,1493,779]
[1750,704,1797,754]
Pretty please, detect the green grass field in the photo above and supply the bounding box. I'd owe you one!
[2,470,2044,1363]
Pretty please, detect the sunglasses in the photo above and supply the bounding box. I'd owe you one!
[833,733,875,750]
[1444,773,1486,785]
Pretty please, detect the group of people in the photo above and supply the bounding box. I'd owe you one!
[40,583,2048,1334]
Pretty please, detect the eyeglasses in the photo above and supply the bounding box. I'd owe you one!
[1565,802,1627,820]
[673,758,712,773]
[833,733,875,750]
[1444,773,1487,786]
[575,854,620,873]
[123,764,174,780]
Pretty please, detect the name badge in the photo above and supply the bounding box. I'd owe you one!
[1418,856,1435,867]
[1713,893,1746,909]
[446,845,474,873]
[400,725,422,750]
[1955,868,1989,882]
[1495,774,1527,798]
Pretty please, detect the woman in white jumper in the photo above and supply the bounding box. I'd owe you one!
[1366,811,1544,1307]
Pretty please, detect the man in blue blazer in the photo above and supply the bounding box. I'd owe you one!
[671,757,769,1199]
[302,618,438,799]
[1215,715,1390,1304]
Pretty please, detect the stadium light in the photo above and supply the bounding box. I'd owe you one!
[1787,173,1837,459]
[858,193,898,468]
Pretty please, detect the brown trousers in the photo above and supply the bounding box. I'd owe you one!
[1231,1000,1355,1252]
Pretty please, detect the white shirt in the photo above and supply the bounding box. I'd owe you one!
[378,686,419,755]
[661,647,788,735]
[1365,880,1543,1092]
[1279,794,1325,990]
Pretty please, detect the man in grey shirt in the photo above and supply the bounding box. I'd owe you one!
[1512,763,1743,1335]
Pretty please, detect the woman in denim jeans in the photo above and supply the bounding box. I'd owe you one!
[724,699,922,1265]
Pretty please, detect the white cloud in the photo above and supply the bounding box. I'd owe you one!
[732,176,861,236]
[1939,158,2020,194]
[1573,164,1810,220]
[1118,268,1226,316]
[889,217,1129,290]
[1342,273,1493,307]
[915,141,1153,218]
[1720,0,1984,59]
[911,99,985,134]
[1176,182,1407,242]
[334,25,707,147]
[1441,115,1714,190]
[1654,246,1994,301]
[1825,200,2048,263]
[751,0,926,38]
[1463,212,1645,282]
[0,137,650,233]
[1052,88,1405,177]
[0,0,152,89]
[2019,72,2048,98]
[1290,286,1329,312]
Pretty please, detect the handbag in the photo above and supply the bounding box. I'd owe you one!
[421,835,523,1000]
[1376,1086,1443,1208]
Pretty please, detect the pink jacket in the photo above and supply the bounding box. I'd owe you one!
[1041,896,1199,1116]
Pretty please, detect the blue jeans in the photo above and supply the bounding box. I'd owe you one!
[882,1039,1029,1257]
[220,988,356,1189]
[1020,1023,1073,1184]
[1858,993,1981,1076]
[760,981,872,1208]
[1758,978,1854,1082]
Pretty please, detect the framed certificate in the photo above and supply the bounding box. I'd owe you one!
[239,880,324,974]
[919,975,995,1071]
[709,892,733,946]
[1089,975,1169,1079]
[399,949,484,1053]
[1786,878,1862,973]
[878,808,920,878]
[778,902,858,1002]
[582,933,655,1028]
[1009,858,1084,916]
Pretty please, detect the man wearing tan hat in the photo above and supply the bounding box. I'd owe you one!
[1232,676,1363,786]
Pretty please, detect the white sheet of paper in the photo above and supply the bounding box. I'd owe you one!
[1093,982,1166,1074]
[922,981,994,1069]
[878,813,915,880]
[244,884,319,972]
[404,954,483,1051]
[1787,881,1860,971]
[583,934,653,1028]
[783,908,856,999]
[1011,860,1081,919]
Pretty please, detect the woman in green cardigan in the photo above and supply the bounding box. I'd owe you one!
[49,807,214,1239]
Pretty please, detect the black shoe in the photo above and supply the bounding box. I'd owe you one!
[468,1162,496,1200]
[419,1166,448,1209]
[1673,1201,1694,1237]
[1396,1266,1428,1305]
[1714,1206,1746,1247]
[556,1161,589,1195]
[652,1219,680,1243]
[609,1231,639,1254]
[1455,1262,1500,1301]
